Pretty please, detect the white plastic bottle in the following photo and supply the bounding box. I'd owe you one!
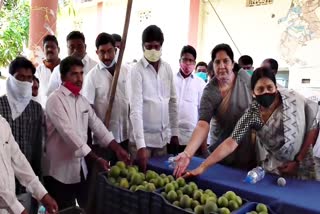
[244,166,265,184]
[37,205,46,214]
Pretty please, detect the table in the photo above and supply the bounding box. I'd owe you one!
[148,156,320,214]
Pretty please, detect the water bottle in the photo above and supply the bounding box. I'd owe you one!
[244,166,265,184]
[37,205,46,214]
[167,156,177,169]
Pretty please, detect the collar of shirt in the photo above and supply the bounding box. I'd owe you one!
[141,57,163,69]
[60,84,74,97]
[177,71,194,79]
[98,61,108,71]
[82,54,90,66]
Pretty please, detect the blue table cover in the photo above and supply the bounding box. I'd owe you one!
[148,156,320,214]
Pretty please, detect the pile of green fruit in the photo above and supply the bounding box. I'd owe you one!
[160,177,243,214]
[246,203,269,214]
[107,161,174,192]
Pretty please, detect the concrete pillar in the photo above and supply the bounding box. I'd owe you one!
[188,0,200,49]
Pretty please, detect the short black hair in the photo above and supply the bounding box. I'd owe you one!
[9,57,36,75]
[251,67,277,90]
[207,60,214,78]
[95,33,115,49]
[211,43,234,63]
[33,76,39,83]
[43,35,59,47]
[196,61,207,69]
[263,58,278,74]
[66,31,85,43]
[111,34,122,42]
[142,25,164,45]
[180,45,197,60]
[238,55,253,65]
[60,56,84,77]
[233,62,241,73]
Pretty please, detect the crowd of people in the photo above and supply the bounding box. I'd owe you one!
[1,24,319,214]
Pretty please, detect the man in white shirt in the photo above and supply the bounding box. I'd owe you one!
[129,25,179,171]
[44,56,130,210]
[82,33,129,164]
[171,45,206,155]
[46,31,97,96]
[0,116,58,214]
[34,35,60,108]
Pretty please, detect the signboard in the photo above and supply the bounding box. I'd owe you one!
[246,0,273,7]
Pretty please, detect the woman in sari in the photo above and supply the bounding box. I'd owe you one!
[175,67,319,179]
[174,43,256,175]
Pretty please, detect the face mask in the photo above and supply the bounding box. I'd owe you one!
[195,72,208,82]
[246,70,254,76]
[7,74,32,99]
[63,81,81,96]
[105,58,116,69]
[180,63,195,76]
[255,92,276,108]
[144,48,162,62]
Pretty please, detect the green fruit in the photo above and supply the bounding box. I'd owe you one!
[189,181,198,191]
[206,196,217,204]
[171,181,179,190]
[182,185,193,196]
[109,166,121,178]
[228,200,239,211]
[135,185,145,191]
[258,212,268,214]
[120,168,128,178]
[217,196,228,208]
[167,175,175,182]
[127,166,138,175]
[165,183,175,193]
[161,192,167,198]
[133,165,139,171]
[108,177,116,184]
[145,183,156,192]
[193,190,203,201]
[116,161,126,169]
[172,201,180,207]
[129,185,137,191]
[156,177,165,188]
[204,201,218,214]
[163,177,170,185]
[119,178,129,189]
[131,173,143,185]
[160,173,167,178]
[224,191,237,201]
[149,178,157,185]
[176,189,183,199]
[256,203,268,213]
[143,181,148,185]
[204,189,216,198]
[180,195,192,208]
[167,190,178,202]
[219,207,231,214]
[139,172,146,181]
[194,205,204,214]
[235,196,242,206]
[177,177,186,187]
[200,194,208,205]
[191,200,200,209]
[185,208,193,212]
[146,170,157,181]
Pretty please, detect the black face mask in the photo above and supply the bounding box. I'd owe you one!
[255,93,276,108]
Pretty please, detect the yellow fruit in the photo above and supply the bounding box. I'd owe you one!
[119,178,129,189]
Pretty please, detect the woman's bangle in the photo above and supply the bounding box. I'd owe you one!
[183,151,191,159]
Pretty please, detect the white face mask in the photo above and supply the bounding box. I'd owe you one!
[6,74,33,120]
[143,48,162,62]
[105,58,116,69]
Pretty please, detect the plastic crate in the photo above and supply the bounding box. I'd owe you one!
[58,207,85,214]
[96,172,153,214]
[233,202,277,214]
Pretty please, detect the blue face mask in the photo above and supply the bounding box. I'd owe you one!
[195,72,208,82]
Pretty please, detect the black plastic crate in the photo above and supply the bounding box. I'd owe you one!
[233,202,277,214]
[96,172,153,214]
[58,207,85,214]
